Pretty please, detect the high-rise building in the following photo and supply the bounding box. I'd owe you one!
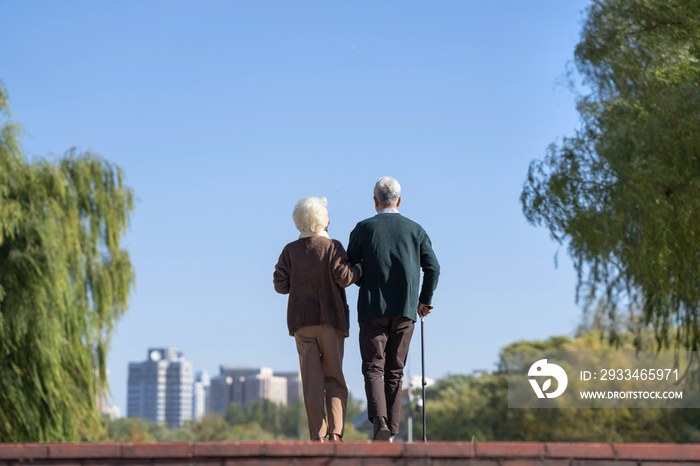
[209,375,231,416]
[275,371,302,406]
[209,366,288,415]
[97,369,122,420]
[210,367,263,415]
[127,348,193,427]
[245,373,287,406]
[193,370,211,421]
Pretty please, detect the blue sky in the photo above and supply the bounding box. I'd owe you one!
[1,0,589,414]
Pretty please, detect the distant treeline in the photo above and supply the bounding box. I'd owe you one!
[423,333,700,443]
[101,332,700,443]
[103,397,368,442]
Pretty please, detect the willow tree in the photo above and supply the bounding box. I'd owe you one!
[0,84,134,441]
[522,0,700,349]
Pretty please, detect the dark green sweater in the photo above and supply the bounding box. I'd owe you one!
[347,213,440,322]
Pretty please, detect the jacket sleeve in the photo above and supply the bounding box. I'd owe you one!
[347,225,363,287]
[331,241,362,288]
[418,231,440,305]
[273,248,291,294]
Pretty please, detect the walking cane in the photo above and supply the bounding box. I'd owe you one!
[421,315,427,442]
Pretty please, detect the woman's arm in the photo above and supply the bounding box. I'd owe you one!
[331,242,362,288]
[273,249,291,294]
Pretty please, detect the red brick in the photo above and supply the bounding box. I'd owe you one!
[571,461,637,466]
[194,443,264,458]
[502,460,543,466]
[122,443,192,459]
[264,442,334,457]
[362,456,404,466]
[400,459,431,466]
[543,460,571,466]
[329,459,362,466]
[433,461,492,466]
[223,460,288,466]
[403,442,474,458]
[615,444,700,461]
[335,442,403,457]
[294,459,334,466]
[476,442,545,458]
[465,461,501,466]
[546,444,615,460]
[223,460,263,466]
[358,459,402,466]
[224,460,262,466]
[153,460,221,466]
[0,444,48,460]
[10,462,81,466]
[642,463,699,466]
[83,461,152,466]
[48,443,122,459]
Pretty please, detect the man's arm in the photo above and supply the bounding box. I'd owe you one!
[347,225,363,287]
[418,231,440,307]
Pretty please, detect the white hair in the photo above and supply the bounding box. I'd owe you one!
[374,176,401,207]
[292,196,328,234]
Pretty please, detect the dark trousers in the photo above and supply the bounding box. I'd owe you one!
[359,316,415,434]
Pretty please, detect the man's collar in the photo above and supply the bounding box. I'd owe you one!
[377,208,399,214]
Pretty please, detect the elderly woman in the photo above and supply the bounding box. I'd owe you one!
[273,196,362,442]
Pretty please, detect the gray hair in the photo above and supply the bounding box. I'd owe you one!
[292,196,328,234]
[374,176,401,207]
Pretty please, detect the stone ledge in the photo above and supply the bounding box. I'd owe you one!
[0,442,697,462]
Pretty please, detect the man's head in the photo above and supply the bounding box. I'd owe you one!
[373,176,402,211]
[293,196,329,234]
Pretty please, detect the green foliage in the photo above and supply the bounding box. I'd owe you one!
[0,83,134,441]
[521,0,700,349]
[106,417,196,442]
[340,423,370,441]
[191,413,277,441]
[106,413,278,443]
[345,394,365,421]
[227,399,306,439]
[425,333,700,442]
[103,395,368,442]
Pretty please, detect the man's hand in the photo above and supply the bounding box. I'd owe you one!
[417,303,433,318]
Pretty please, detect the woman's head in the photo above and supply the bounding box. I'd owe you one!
[293,196,329,234]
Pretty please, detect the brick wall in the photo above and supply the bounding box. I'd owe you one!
[0,442,698,466]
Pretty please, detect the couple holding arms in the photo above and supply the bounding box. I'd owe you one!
[273,176,440,442]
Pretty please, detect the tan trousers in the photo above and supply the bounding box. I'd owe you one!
[294,325,348,440]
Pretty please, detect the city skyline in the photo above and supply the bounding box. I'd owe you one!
[126,347,301,423]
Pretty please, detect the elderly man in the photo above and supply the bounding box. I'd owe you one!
[347,177,440,441]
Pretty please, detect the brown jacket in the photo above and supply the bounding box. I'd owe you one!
[274,236,362,337]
